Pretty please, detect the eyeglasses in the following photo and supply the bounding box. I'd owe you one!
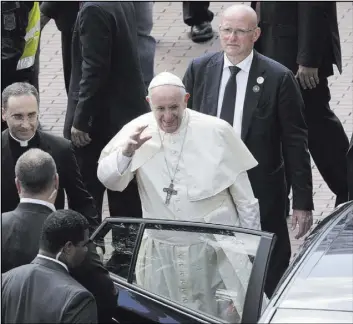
[219,27,257,37]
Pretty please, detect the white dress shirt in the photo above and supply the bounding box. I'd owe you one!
[36,254,69,272]
[217,50,254,135]
[20,198,56,212]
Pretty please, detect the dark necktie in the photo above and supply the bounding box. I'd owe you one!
[220,66,241,126]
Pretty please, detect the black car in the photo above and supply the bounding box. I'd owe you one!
[259,201,353,323]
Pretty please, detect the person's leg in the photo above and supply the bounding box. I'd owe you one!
[264,216,291,297]
[302,77,349,206]
[183,1,214,43]
[61,30,74,95]
[73,140,106,222]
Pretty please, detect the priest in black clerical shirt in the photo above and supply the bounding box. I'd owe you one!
[1,82,100,232]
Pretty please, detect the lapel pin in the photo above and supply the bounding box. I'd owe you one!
[257,76,264,84]
[253,85,260,93]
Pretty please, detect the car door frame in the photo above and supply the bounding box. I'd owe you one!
[90,217,276,323]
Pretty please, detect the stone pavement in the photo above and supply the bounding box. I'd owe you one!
[38,2,352,257]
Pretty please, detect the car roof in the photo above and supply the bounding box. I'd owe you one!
[260,202,353,322]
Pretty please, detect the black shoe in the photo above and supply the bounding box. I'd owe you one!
[191,22,213,43]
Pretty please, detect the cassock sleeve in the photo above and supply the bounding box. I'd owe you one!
[229,171,261,231]
[97,149,134,192]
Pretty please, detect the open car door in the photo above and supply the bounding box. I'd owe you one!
[90,218,276,324]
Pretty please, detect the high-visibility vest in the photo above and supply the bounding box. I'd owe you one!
[16,2,40,70]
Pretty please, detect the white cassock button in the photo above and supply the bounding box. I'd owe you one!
[172,150,177,155]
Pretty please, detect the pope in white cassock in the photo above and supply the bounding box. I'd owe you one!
[97,72,264,321]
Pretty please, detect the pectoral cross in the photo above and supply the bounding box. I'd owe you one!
[163,181,178,205]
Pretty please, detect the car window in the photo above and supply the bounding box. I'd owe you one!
[132,225,261,323]
[94,221,140,279]
[92,219,270,323]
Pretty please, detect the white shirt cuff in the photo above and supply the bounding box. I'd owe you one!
[117,150,132,174]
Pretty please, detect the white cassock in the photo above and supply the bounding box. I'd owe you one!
[98,108,265,321]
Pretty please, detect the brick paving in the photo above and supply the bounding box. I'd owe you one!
[38,2,353,257]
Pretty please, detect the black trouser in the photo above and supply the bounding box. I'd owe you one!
[73,138,143,221]
[286,77,349,207]
[263,215,291,297]
[182,1,213,26]
[249,168,291,297]
[61,30,73,94]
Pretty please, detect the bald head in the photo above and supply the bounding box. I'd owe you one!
[221,4,258,29]
[219,4,261,64]
[15,148,58,196]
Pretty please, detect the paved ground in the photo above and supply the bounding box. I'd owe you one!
[38,2,352,257]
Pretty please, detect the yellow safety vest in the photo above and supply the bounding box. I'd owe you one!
[16,2,40,70]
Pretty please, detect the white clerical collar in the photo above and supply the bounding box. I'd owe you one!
[9,131,35,147]
[36,254,69,272]
[20,198,56,212]
[224,50,254,73]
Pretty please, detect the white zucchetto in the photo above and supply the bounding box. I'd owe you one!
[148,72,185,90]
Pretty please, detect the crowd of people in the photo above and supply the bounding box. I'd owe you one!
[2,1,353,323]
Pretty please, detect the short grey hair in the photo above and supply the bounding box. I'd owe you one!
[15,149,57,195]
[147,86,187,106]
[2,82,39,111]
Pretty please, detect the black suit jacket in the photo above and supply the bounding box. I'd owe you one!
[252,1,342,77]
[40,1,79,33]
[183,51,313,225]
[64,1,149,141]
[1,129,99,231]
[1,203,53,273]
[1,202,116,323]
[2,256,97,323]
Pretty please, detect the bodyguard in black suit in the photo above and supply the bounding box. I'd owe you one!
[252,1,349,206]
[2,209,98,323]
[183,5,314,297]
[65,1,149,220]
[1,149,116,323]
[2,202,55,273]
[1,82,99,231]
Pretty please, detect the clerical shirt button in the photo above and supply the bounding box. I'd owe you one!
[172,150,177,155]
